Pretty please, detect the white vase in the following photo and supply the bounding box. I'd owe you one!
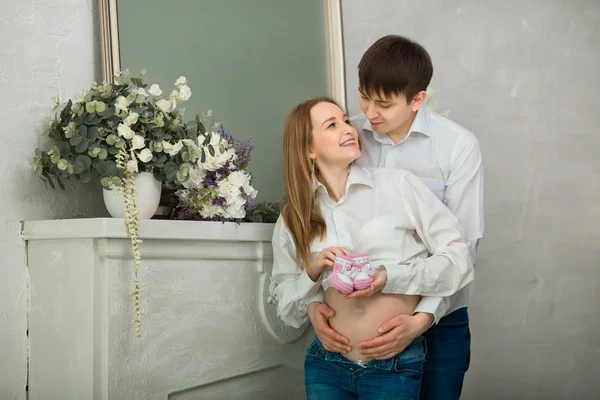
[102,172,162,219]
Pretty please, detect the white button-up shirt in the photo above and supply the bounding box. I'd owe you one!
[269,165,474,328]
[354,105,484,322]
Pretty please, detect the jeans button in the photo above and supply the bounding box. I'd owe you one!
[349,367,354,371]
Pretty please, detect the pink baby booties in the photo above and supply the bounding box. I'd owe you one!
[349,252,373,290]
[327,254,354,294]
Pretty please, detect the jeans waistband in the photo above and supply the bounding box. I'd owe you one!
[306,335,425,371]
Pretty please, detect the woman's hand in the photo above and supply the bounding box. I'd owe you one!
[308,302,352,354]
[306,246,350,281]
[343,268,387,299]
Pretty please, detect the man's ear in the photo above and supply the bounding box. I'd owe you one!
[411,91,427,112]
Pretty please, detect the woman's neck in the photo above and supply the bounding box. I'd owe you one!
[316,164,350,203]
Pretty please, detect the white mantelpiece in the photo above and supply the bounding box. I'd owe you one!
[23,218,311,400]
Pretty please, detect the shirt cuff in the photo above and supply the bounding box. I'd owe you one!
[297,269,323,298]
[413,297,445,325]
[380,264,411,294]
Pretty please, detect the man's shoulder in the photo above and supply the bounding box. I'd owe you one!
[427,108,479,149]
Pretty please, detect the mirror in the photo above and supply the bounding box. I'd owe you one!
[98,0,345,201]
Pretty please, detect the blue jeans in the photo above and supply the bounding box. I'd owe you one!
[420,307,471,400]
[304,335,425,399]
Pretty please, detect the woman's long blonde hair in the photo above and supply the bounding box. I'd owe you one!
[281,97,339,269]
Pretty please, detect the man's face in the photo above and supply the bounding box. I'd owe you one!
[358,89,424,141]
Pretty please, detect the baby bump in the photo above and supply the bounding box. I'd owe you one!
[324,289,420,362]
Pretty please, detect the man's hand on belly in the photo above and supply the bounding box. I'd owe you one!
[308,302,352,354]
[358,312,434,360]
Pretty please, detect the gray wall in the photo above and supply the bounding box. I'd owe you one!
[0,0,106,398]
[342,1,600,399]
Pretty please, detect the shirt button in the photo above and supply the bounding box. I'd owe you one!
[349,367,354,372]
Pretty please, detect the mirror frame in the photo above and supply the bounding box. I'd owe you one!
[98,0,347,109]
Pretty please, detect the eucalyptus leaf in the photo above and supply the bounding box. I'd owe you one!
[69,135,83,146]
[73,160,84,175]
[75,138,89,153]
[78,124,88,137]
[56,176,66,190]
[87,126,99,141]
[76,155,92,171]
[163,161,177,175]
[101,106,116,120]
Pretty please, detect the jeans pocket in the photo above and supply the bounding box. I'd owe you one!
[306,336,323,357]
[394,337,426,374]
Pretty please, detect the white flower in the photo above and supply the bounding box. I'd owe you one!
[178,85,191,101]
[138,148,153,163]
[148,84,162,96]
[206,109,213,117]
[115,96,131,111]
[131,135,145,150]
[124,112,139,126]
[199,132,236,171]
[182,167,207,189]
[175,76,187,87]
[117,123,135,140]
[156,99,173,113]
[216,170,257,219]
[163,140,184,156]
[126,159,139,173]
[200,203,222,219]
[136,88,148,96]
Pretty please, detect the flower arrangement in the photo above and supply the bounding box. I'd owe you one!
[170,111,259,222]
[29,70,276,336]
[29,71,207,336]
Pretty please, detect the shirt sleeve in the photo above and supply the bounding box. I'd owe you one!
[444,131,484,262]
[381,172,475,297]
[268,216,325,328]
[412,296,454,324]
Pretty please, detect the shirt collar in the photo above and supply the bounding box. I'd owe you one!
[362,105,432,144]
[312,163,374,193]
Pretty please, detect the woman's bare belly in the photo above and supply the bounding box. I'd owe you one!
[325,288,420,362]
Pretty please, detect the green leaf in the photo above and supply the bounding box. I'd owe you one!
[165,169,177,181]
[75,138,89,153]
[106,134,118,146]
[87,126,99,141]
[208,144,215,157]
[57,142,71,154]
[69,134,83,146]
[156,153,167,164]
[78,124,88,137]
[55,176,66,190]
[47,177,56,190]
[163,161,177,175]
[73,160,84,175]
[101,106,116,120]
[76,155,92,171]
[181,151,190,162]
[92,158,103,170]
[130,77,144,87]
[200,148,206,164]
[103,160,118,176]
[85,113,102,125]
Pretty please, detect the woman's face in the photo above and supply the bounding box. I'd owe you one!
[309,102,361,168]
